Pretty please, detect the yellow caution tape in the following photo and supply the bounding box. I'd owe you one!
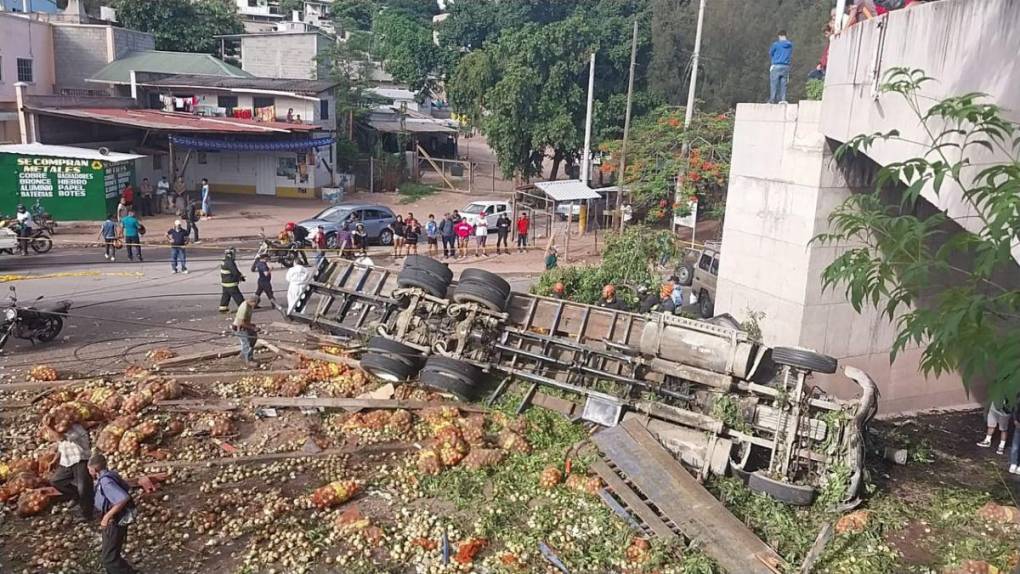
[0,271,144,283]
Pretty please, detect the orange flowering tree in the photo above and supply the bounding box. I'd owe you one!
[600,106,733,223]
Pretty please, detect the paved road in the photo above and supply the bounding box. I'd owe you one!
[0,246,539,376]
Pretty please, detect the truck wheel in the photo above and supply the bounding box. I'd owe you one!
[459,268,511,296]
[360,352,418,382]
[772,347,838,374]
[397,268,450,298]
[676,264,694,286]
[404,255,453,283]
[698,289,714,318]
[366,336,423,368]
[748,471,816,506]
[453,281,507,312]
[420,356,483,400]
[420,369,478,401]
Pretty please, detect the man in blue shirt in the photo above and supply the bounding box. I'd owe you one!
[166,220,189,274]
[120,210,143,263]
[768,30,794,104]
[98,214,118,262]
[88,453,137,574]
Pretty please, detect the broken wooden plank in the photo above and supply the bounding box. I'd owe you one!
[156,346,242,368]
[590,458,679,541]
[0,400,32,410]
[268,341,361,368]
[152,442,415,469]
[0,369,303,393]
[155,399,240,412]
[255,340,302,369]
[798,522,834,574]
[249,397,487,413]
[593,419,784,574]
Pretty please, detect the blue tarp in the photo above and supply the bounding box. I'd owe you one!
[169,135,336,152]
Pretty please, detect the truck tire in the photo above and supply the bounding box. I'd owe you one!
[366,336,423,368]
[676,263,694,286]
[404,255,453,283]
[420,356,483,400]
[459,268,511,296]
[772,347,838,374]
[748,471,816,506]
[419,368,478,401]
[452,281,508,312]
[397,268,450,298]
[360,352,418,382]
[698,289,714,318]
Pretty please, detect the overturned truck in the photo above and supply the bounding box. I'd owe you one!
[291,256,878,507]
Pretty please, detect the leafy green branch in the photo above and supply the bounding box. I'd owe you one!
[814,67,1020,400]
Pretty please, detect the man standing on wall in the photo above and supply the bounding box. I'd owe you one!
[768,30,793,104]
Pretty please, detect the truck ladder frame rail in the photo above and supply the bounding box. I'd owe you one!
[290,257,880,506]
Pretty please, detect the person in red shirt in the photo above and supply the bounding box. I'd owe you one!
[453,219,473,258]
[121,183,135,207]
[516,212,530,253]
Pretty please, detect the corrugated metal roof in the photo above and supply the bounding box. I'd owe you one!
[144,74,337,95]
[368,119,457,134]
[0,143,144,162]
[27,108,319,134]
[534,180,603,202]
[87,51,252,85]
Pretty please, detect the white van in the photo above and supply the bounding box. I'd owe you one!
[460,200,511,230]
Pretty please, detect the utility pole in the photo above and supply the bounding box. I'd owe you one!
[616,19,639,232]
[580,53,596,186]
[674,0,706,238]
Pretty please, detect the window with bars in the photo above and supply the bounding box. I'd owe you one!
[17,58,32,83]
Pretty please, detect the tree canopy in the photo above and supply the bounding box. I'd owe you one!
[443,0,654,180]
[112,0,243,54]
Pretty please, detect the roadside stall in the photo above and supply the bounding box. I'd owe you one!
[0,143,144,220]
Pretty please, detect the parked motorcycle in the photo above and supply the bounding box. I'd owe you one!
[255,231,309,268]
[0,287,71,351]
[30,200,57,236]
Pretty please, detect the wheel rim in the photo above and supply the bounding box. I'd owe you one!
[380,231,393,246]
[326,235,338,249]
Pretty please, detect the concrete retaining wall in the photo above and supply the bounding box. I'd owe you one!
[717,101,970,414]
[823,0,1020,259]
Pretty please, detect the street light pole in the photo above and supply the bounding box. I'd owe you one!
[616,19,639,232]
[674,0,706,239]
[580,53,596,186]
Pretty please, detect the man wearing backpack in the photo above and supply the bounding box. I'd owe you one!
[88,453,137,574]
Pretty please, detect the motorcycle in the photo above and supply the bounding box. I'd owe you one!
[0,287,71,351]
[255,230,309,268]
[30,200,57,236]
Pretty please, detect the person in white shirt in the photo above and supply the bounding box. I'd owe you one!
[46,422,94,520]
[15,204,35,256]
[156,176,170,214]
[474,219,488,256]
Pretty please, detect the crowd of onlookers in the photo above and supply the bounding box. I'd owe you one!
[318,209,537,261]
[97,176,211,265]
